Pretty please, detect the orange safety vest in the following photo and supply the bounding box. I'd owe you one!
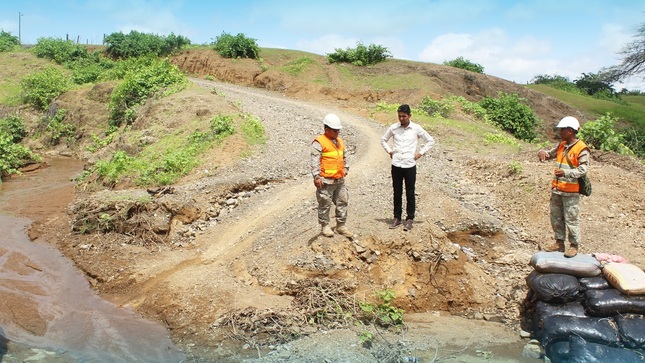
[314,135,345,179]
[551,140,589,193]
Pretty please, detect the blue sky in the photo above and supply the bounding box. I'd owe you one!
[1,0,644,90]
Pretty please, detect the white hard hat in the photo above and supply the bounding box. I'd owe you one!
[323,113,342,129]
[556,116,580,130]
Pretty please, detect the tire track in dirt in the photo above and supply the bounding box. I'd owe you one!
[120,79,389,307]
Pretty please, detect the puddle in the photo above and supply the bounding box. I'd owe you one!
[0,158,185,362]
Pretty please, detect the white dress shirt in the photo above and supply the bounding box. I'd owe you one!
[380,121,435,168]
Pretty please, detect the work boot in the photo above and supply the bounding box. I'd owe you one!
[542,240,565,252]
[389,218,402,229]
[335,223,353,237]
[564,244,579,258]
[321,224,334,238]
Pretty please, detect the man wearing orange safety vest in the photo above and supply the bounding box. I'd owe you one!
[538,116,590,257]
[311,114,352,238]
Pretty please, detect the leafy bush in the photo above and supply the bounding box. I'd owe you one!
[0,114,27,142]
[32,37,89,64]
[44,109,75,145]
[20,66,71,110]
[327,42,392,66]
[0,30,20,52]
[104,31,190,58]
[448,96,488,120]
[579,113,633,156]
[67,53,116,84]
[241,114,266,145]
[479,92,538,142]
[0,130,39,181]
[210,115,235,138]
[620,126,645,158]
[443,56,484,74]
[108,58,188,126]
[95,150,132,186]
[359,289,404,327]
[418,96,454,117]
[212,32,260,59]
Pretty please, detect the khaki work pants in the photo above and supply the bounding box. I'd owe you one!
[550,192,581,245]
[316,180,348,226]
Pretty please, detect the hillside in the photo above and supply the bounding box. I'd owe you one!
[3,48,645,362]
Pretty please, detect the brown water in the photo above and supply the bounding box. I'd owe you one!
[0,158,185,362]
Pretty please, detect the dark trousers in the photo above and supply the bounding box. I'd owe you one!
[391,165,416,221]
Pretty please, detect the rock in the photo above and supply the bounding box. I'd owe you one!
[522,343,542,359]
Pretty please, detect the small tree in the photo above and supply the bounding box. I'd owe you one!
[212,32,260,59]
[443,56,484,74]
[0,30,20,52]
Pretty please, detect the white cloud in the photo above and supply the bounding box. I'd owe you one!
[0,20,17,33]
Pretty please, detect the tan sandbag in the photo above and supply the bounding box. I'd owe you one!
[603,263,645,295]
[530,252,602,277]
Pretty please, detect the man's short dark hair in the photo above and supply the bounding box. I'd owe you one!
[397,104,411,114]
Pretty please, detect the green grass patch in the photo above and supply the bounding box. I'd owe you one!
[281,56,314,75]
[528,84,645,129]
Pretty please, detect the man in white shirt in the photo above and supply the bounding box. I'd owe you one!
[380,104,435,231]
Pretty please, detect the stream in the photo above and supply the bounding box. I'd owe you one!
[0,157,185,362]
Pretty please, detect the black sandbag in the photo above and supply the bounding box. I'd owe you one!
[584,289,645,317]
[544,340,569,363]
[567,335,644,363]
[579,276,611,291]
[616,314,645,349]
[539,315,620,347]
[526,270,580,303]
[534,301,587,331]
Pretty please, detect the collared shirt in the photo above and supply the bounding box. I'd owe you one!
[311,138,349,184]
[380,121,435,168]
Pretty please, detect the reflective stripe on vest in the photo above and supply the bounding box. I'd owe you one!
[314,135,345,179]
[551,140,589,193]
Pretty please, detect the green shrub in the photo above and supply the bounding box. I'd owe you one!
[479,92,538,142]
[212,32,259,59]
[210,115,235,138]
[418,96,454,117]
[620,126,645,158]
[443,56,484,74]
[20,66,71,110]
[32,37,89,64]
[0,130,39,181]
[104,31,190,59]
[96,150,132,186]
[359,289,404,327]
[0,114,27,142]
[448,96,488,120]
[45,109,75,145]
[327,42,392,66]
[241,114,266,145]
[0,30,20,52]
[67,53,117,84]
[108,57,188,126]
[579,113,633,156]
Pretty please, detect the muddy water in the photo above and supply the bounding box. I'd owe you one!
[0,158,185,362]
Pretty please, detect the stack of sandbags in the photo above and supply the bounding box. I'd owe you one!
[523,252,645,362]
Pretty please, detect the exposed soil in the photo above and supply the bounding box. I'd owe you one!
[7,49,645,362]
